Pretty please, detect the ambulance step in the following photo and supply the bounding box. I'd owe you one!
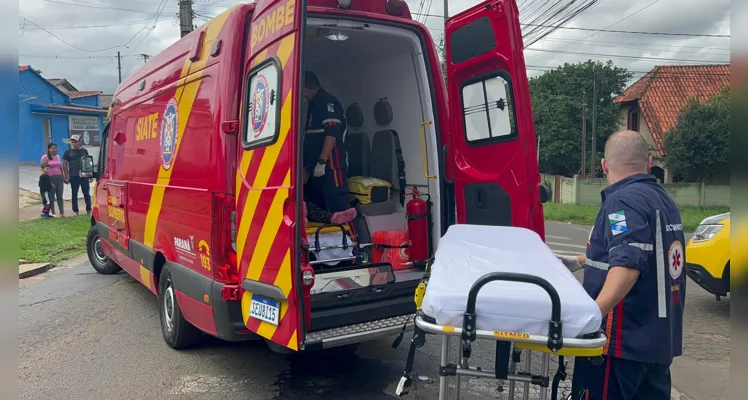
[304,314,414,350]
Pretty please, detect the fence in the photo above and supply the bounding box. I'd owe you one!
[541,174,730,207]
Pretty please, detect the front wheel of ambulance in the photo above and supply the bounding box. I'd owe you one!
[158,267,204,349]
[86,227,122,275]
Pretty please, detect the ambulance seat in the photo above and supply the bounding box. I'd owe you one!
[369,129,404,207]
[344,132,370,178]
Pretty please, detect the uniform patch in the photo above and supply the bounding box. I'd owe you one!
[327,102,335,113]
[251,74,270,138]
[608,210,628,236]
[668,240,684,279]
[160,98,179,170]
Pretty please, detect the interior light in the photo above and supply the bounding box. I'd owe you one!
[326,32,349,41]
[337,0,352,9]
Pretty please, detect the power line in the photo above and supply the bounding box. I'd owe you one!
[535,39,729,56]
[19,17,152,53]
[18,19,156,30]
[524,48,729,64]
[522,23,730,37]
[526,0,661,53]
[41,0,158,15]
[539,37,729,52]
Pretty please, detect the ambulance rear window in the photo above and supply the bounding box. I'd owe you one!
[243,59,282,149]
[461,73,517,144]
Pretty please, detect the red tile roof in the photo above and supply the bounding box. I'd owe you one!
[19,65,30,72]
[614,64,730,156]
[35,104,108,114]
[69,90,102,99]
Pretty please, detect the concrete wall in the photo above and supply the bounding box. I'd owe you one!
[542,173,730,207]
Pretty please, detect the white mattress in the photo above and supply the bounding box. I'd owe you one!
[421,225,602,338]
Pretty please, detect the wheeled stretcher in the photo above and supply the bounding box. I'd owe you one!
[394,225,608,400]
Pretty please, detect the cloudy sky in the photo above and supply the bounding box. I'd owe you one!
[17,0,730,94]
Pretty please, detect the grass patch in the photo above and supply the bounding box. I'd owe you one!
[19,215,90,265]
[543,203,729,232]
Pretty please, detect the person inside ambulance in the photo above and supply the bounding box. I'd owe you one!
[302,70,357,225]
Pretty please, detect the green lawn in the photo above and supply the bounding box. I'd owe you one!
[19,215,91,265]
[542,203,729,232]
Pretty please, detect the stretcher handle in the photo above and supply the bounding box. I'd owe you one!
[313,223,349,252]
[462,272,564,353]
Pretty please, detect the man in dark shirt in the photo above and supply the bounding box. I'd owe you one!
[63,134,92,216]
[557,130,686,400]
[302,71,355,218]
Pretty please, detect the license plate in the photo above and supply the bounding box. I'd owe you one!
[249,294,280,326]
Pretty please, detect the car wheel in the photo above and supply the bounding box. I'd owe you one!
[86,227,122,275]
[158,267,204,349]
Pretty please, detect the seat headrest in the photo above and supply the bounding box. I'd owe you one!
[374,98,393,125]
[346,104,364,128]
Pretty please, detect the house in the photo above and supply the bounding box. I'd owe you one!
[18,65,107,164]
[613,64,730,183]
[47,78,78,94]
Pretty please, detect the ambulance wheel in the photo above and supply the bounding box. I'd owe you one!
[158,267,204,349]
[86,227,121,275]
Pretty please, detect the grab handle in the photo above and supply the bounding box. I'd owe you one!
[462,272,564,353]
[313,223,349,252]
[419,121,436,180]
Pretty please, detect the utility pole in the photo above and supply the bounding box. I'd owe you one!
[140,54,150,64]
[179,0,195,38]
[590,70,598,177]
[443,0,448,28]
[581,90,587,177]
[117,51,122,83]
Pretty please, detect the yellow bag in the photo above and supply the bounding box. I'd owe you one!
[347,176,392,205]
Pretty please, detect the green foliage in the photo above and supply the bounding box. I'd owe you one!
[663,87,730,184]
[530,60,633,176]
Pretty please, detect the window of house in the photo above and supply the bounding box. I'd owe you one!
[627,108,639,132]
[69,116,101,146]
[243,59,281,149]
[461,74,517,144]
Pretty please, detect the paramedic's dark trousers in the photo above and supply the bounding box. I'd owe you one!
[70,176,92,214]
[570,355,671,400]
[306,169,350,213]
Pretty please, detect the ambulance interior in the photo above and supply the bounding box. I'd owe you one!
[301,19,441,294]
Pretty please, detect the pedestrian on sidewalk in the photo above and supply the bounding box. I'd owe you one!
[38,163,53,219]
[63,135,93,216]
[556,130,686,400]
[41,143,65,217]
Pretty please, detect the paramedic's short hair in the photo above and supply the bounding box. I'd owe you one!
[304,71,321,89]
[603,130,650,173]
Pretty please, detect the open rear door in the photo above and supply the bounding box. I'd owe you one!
[237,0,305,351]
[445,0,545,237]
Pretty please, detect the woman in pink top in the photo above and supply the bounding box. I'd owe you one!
[41,143,65,217]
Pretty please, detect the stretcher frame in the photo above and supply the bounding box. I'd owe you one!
[397,271,607,400]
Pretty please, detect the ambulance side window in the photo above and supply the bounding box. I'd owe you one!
[242,58,282,150]
[460,73,517,145]
[97,126,109,180]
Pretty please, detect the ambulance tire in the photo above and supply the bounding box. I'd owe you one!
[86,227,122,275]
[158,267,204,349]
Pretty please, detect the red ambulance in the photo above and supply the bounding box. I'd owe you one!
[81,0,548,353]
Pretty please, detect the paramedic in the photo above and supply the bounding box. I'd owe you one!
[556,130,685,400]
[302,71,357,222]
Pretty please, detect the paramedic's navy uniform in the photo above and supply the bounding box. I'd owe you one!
[303,88,350,213]
[571,173,686,400]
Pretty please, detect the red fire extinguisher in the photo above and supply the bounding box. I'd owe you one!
[406,187,430,266]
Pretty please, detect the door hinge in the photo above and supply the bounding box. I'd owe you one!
[222,120,240,135]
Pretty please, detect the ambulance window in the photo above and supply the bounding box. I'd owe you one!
[243,59,281,149]
[461,74,517,144]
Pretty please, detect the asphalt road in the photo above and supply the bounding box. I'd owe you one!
[19,222,729,400]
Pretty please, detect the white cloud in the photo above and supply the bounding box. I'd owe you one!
[18,0,730,92]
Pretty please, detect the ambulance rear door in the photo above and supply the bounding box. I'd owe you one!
[444,0,545,236]
[237,0,306,352]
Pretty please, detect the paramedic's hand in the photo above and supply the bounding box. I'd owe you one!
[313,163,326,178]
[555,254,583,273]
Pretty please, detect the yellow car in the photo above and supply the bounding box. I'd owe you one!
[686,212,730,300]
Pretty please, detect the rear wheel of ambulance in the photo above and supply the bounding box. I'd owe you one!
[86,227,122,275]
[158,267,204,349]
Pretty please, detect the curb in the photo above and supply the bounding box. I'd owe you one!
[19,263,51,279]
[19,188,41,200]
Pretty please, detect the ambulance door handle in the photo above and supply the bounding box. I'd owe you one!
[476,188,488,209]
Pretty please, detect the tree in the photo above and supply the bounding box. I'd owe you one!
[663,87,730,184]
[529,60,633,176]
